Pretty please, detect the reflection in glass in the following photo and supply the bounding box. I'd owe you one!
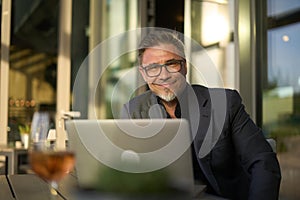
[265,1,300,199]
[8,0,58,145]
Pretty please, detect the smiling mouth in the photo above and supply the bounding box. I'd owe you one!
[153,80,176,88]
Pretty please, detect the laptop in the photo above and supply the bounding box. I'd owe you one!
[65,119,201,197]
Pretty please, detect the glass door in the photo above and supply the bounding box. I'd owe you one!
[7,0,59,146]
[1,0,72,149]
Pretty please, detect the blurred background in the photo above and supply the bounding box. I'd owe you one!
[0,0,299,199]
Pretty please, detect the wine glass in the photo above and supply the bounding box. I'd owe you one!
[28,111,75,196]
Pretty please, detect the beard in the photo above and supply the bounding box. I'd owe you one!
[148,78,187,102]
[158,92,176,102]
[156,87,177,102]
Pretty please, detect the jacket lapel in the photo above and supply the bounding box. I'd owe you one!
[137,86,222,194]
[191,86,222,195]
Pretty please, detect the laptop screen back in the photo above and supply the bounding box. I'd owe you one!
[65,119,195,194]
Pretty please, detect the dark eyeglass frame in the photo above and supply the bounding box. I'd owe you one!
[141,59,185,77]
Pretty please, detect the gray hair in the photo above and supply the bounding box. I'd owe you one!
[138,30,186,65]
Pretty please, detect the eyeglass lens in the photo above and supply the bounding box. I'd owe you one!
[143,60,183,77]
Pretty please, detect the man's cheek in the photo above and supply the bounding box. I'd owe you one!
[146,77,156,84]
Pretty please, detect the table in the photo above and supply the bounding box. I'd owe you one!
[0,174,229,200]
[0,146,28,175]
[0,174,77,200]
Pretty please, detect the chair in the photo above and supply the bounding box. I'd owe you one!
[0,156,5,175]
[266,138,277,153]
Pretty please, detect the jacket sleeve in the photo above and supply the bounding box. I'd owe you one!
[229,90,281,200]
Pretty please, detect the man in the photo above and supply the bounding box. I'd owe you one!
[121,30,281,199]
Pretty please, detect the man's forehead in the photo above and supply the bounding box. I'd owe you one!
[142,45,182,64]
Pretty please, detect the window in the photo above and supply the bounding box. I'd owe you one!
[73,0,139,119]
[187,0,236,89]
[263,0,300,199]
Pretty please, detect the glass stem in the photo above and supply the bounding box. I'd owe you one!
[49,181,58,196]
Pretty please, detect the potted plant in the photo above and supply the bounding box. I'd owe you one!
[18,124,30,148]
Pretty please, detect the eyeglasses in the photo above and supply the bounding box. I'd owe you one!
[141,59,185,77]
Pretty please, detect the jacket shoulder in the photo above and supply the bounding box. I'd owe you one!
[192,85,240,97]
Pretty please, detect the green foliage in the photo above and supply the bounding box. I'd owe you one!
[269,126,300,152]
[95,166,171,195]
[18,124,30,134]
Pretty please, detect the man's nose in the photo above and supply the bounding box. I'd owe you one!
[159,66,171,79]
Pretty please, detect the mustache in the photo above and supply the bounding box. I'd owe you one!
[150,80,177,85]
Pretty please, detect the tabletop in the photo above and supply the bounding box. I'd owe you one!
[0,173,228,200]
[0,173,77,200]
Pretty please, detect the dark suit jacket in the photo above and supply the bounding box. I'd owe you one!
[120,84,281,200]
